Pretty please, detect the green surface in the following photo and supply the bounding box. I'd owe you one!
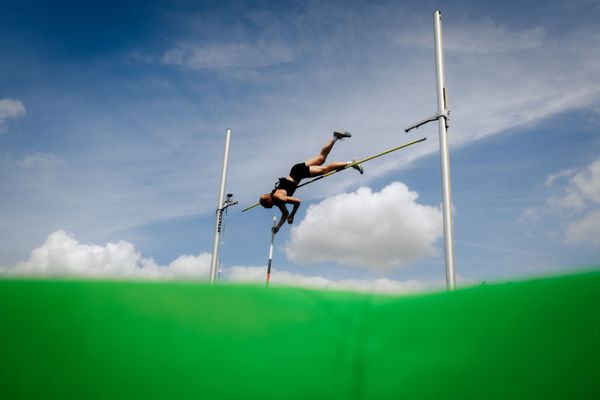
[1,271,599,399]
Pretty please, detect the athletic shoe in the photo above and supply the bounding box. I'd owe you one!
[333,130,352,140]
[351,159,364,174]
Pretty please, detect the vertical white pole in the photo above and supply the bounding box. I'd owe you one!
[209,128,232,284]
[433,11,456,290]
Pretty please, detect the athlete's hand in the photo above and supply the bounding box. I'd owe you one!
[287,215,295,224]
[272,226,280,234]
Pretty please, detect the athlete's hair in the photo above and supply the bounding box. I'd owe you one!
[259,194,273,208]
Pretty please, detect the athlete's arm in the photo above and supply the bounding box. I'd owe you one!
[287,199,301,224]
[272,192,301,232]
[273,203,289,234]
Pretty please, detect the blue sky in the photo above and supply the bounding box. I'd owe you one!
[1,0,599,292]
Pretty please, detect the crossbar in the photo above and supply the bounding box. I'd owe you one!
[241,137,427,212]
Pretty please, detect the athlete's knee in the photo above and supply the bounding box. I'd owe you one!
[310,165,325,175]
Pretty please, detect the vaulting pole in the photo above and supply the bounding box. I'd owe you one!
[210,128,232,284]
[241,137,426,212]
[434,11,456,290]
[266,216,276,287]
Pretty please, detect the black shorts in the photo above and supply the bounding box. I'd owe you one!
[289,162,311,182]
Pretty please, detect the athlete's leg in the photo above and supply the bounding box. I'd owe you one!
[304,131,353,166]
[304,131,356,176]
[304,138,335,167]
[308,161,349,176]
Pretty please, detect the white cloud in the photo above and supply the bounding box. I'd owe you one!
[558,159,600,246]
[397,21,545,54]
[226,265,441,294]
[0,230,446,294]
[161,41,294,69]
[0,230,211,280]
[17,152,65,173]
[571,160,600,205]
[545,169,576,186]
[0,98,26,133]
[167,253,213,279]
[547,159,600,211]
[519,207,541,222]
[525,157,600,247]
[564,210,600,246]
[448,25,545,54]
[284,182,443,270]
[547,186,588,211]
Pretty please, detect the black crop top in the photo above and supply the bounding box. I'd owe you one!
[272,177,298,196]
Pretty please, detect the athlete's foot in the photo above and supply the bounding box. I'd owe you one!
[334,130,352,140]
[350,159,364,174]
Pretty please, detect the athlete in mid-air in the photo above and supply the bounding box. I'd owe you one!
[259,131,364,233]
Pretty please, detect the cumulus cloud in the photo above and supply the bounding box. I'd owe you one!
[524,158,600,246]
[0,230,211,280]
[0,230,445,294]
[0,98,26,133]
[226,266,441,294]
[284,182,443,270]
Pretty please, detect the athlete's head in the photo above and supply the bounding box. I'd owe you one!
[259,193,273,208]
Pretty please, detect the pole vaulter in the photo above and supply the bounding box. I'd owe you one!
[242,136,426,213]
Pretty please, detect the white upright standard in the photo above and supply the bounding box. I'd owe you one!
[209,128,232,284]
[405,11,456,290]
[433,11,456,290]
